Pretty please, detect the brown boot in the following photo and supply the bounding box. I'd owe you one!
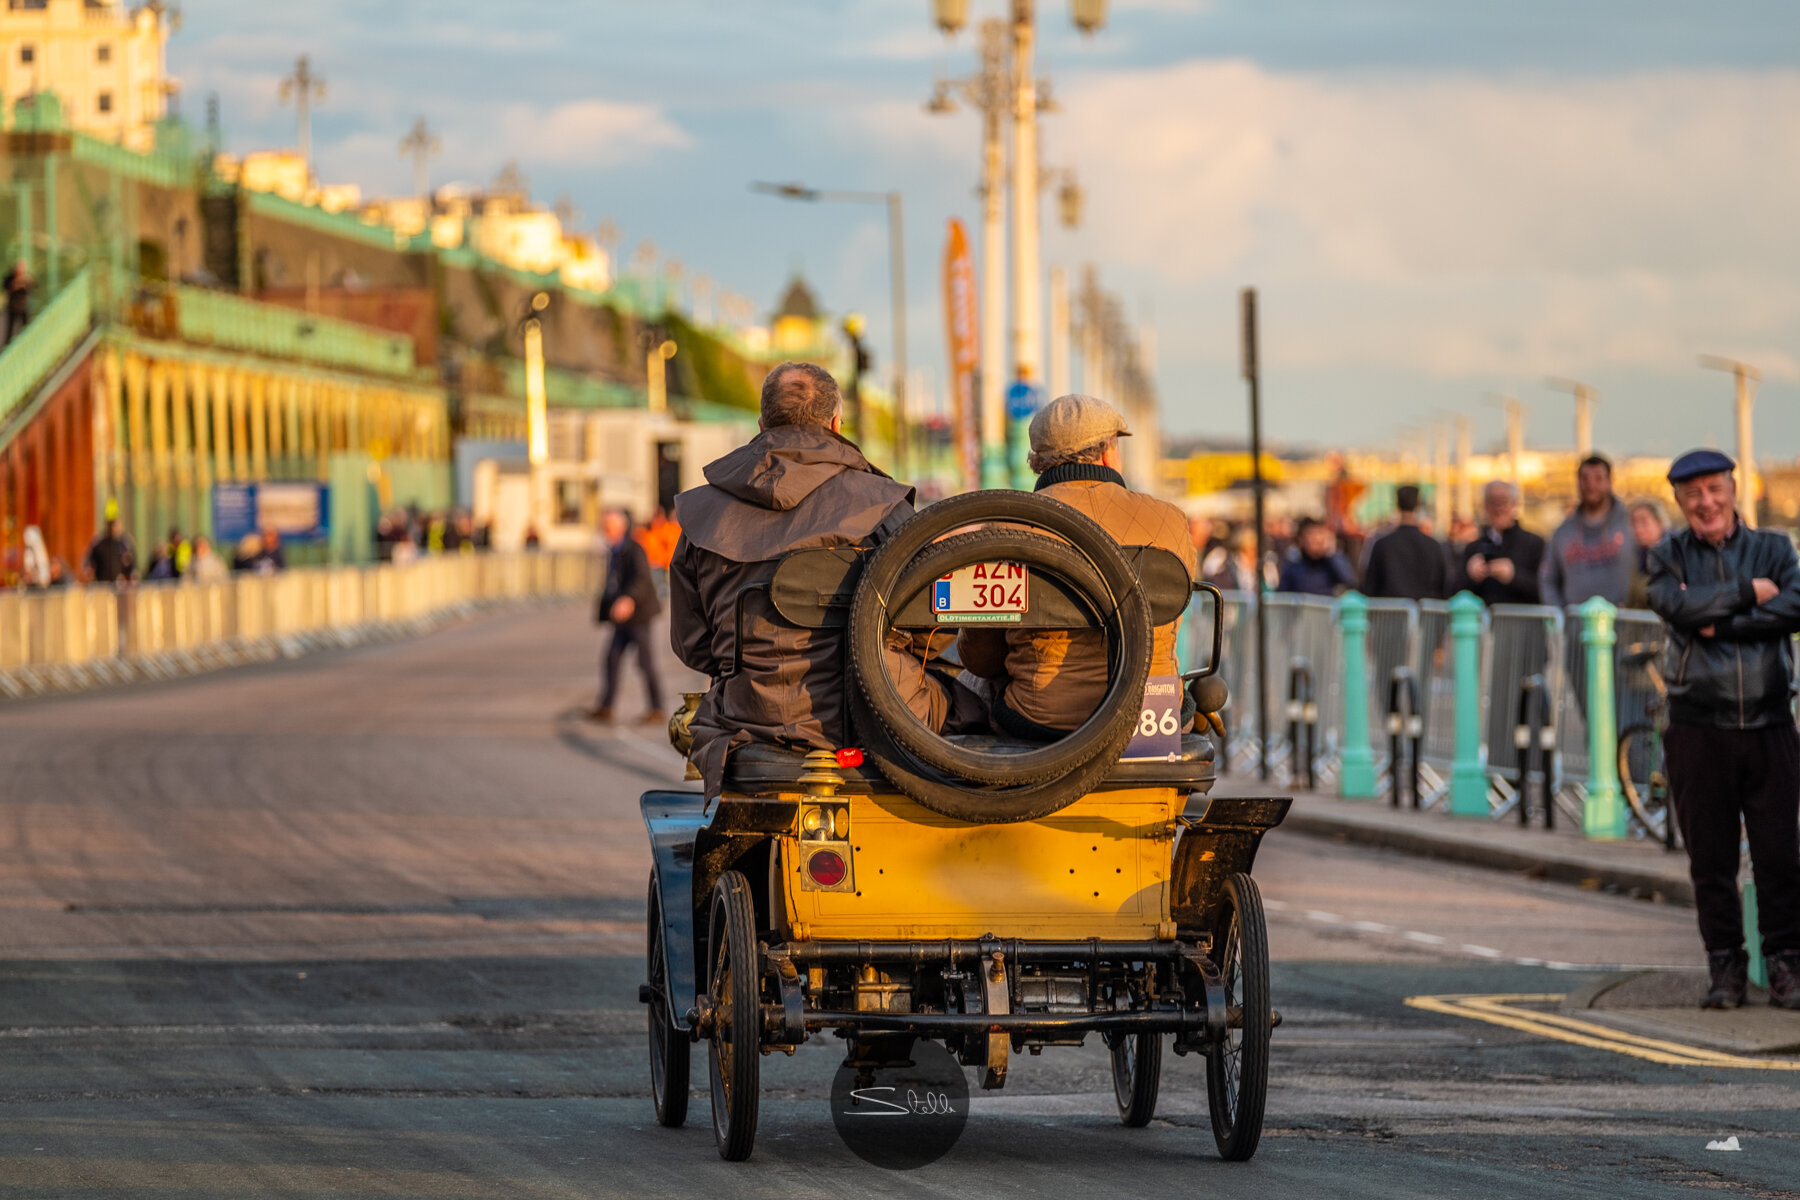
[1703,948,1748,1009]
[585,706,614,723]
[1769,951,1800,1011]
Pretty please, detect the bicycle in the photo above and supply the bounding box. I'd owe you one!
[1616,640,1679,849]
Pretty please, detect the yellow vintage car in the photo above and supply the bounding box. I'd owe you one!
[640,490,1290,1162]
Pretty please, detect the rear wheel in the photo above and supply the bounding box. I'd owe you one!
[1206,873,1270,1162]
[707,870,761,1161]
[645,873,689,1128]
[1109,1031,1162,1127]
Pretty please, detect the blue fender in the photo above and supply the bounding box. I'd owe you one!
[642,789,707,1031]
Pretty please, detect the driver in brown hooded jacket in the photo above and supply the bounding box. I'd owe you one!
[670,362,980,797]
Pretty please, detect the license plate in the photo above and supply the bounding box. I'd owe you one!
[933,562,1028,623]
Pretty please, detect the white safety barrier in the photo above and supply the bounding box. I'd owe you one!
[0,551,600,696]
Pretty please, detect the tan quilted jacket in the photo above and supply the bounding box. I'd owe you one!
[967,476,1194,732]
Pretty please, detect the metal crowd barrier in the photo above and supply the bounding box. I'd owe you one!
[1483,604,1566,824]
[1362,598,1419,793]
[0,551,600,688]
[1189,586,1655,842]
[1412,598,1467,806]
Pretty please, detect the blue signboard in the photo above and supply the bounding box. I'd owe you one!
[212,483,257,544]
[212,482,331,545]
[1005,380,1044,420]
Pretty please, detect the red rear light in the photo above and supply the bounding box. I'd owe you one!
[835,748,864,769]
[806,848,848,887]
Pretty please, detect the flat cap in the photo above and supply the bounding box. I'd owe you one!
[1667,448,1736,484]
[1028,393,1132,461]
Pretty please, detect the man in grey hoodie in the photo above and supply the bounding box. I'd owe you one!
[1541,455,1635,610]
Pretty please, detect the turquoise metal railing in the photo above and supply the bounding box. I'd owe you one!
[0,267,93,431]
[170,285,421,379]
[244,189,426,253]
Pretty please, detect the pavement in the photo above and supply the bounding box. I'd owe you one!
[1252,784,1695,905]
[2,600,1798,1198]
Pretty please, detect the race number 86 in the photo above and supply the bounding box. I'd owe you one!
[1138,706,1180,737]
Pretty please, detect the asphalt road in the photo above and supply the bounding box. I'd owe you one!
[1,602,1796,1199]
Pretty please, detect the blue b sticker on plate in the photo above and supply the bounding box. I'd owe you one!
[934,579,952,612]
[1122,675,1183,761]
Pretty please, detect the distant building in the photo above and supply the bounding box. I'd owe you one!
[771,275,825,356]
[0,0,174,152]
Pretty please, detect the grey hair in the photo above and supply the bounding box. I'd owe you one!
[1483,480,1519,505]
[1628,497,1669,527]
[759,361,843,429]
[1029,436,1115,476]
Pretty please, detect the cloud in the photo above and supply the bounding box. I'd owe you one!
[496,99,692,168]
[1047,59,1800,380]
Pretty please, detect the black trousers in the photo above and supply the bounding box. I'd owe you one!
[599,621,665,713]
[1665,721,1800,956]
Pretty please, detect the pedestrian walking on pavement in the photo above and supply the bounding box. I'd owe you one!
[1456,481,1544,605]
[1542,455,1634,610]
[589,507,665,724]
[3,259,32,346]
[1360,484,1448,601]
[1645,449,1800,1011]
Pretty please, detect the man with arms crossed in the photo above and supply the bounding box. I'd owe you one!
[1645,449,1800,1010]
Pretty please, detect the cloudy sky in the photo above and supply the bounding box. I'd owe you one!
[168,0,1800,459]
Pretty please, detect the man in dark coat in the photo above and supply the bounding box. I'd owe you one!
[590,507,665,724]
[1646,449,1800,1011]
[670,361,978,798]
[1457,481,1545,604]
[82,518,135,584]
[1361,484,1448,601]
[1275,517,1356,596]
[4,259,31,345]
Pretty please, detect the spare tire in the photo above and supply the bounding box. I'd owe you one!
[847,490,1154,823]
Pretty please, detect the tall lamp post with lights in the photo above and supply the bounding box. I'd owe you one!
[751,182,908,475]
[930,0,1106,486]
[520,291,551,536]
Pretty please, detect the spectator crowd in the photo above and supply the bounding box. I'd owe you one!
[1202,454,1679,611]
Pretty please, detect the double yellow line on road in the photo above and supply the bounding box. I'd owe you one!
[1406,993,1800,1071]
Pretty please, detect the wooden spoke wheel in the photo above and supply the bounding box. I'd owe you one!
[645,872,689,1128]
[706,870,762,1161]
[1205,873,1271,1162]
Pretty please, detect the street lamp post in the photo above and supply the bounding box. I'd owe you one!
[278,55,326,178]
[1546,376,1598,459]
[646,334,678,415]
[521,291,551,537]
[927,19,1009,488]
[930,1,1107,487]
[751,182,908,475]
[1010,0,1042,393]
[1700,355,1763,528]
[398,117,439,203]
[1482,393,1528,492]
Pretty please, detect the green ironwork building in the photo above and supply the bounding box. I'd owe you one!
[0,91,766,579]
